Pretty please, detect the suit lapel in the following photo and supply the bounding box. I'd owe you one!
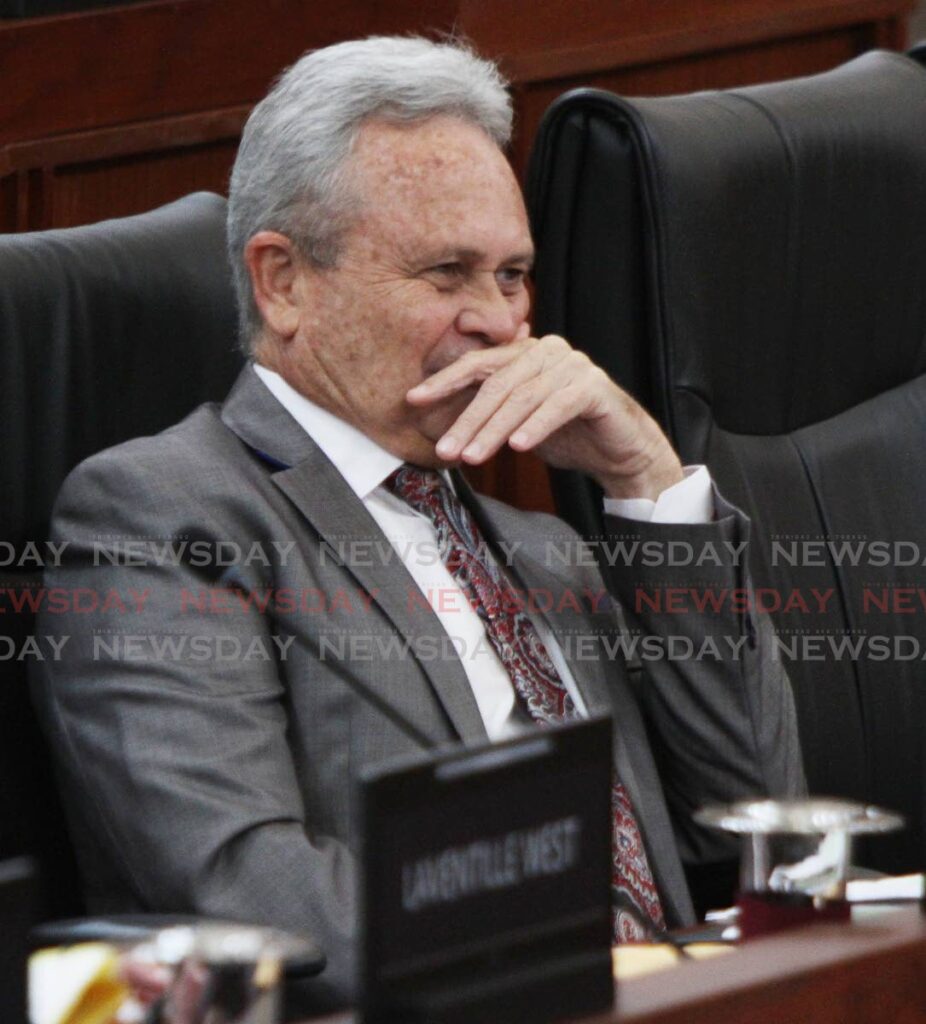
[221,367,488,745]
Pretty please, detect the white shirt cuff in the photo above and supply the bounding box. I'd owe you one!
[602,466,713,524]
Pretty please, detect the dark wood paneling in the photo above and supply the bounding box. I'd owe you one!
[0,0,915,509]
[462,0,912,81]
[0,171,18,232]
[0,0,456,146]
[0,104,250,229]
[0,106,250,175]
[49,139,239,228]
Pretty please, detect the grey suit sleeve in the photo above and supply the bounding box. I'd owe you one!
[601,490,806,865]
[32,450,356,1009]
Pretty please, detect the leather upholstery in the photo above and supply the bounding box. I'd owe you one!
[527,51,926,873]
[0,193,243,917]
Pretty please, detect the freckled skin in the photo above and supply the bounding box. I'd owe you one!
[264,115,533,468]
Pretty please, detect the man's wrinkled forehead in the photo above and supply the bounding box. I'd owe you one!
[339,115,530,251]
[346,115,518,199]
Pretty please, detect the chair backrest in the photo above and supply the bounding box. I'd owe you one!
[527,51,926,874]
[0,192,243,918]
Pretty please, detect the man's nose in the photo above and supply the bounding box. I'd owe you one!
[454,275,522,346]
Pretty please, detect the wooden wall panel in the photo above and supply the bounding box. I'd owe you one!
[0,172,18,233]
[0,0,456,146]
[48,140,240,229]
[0,0,915,510]
[463,0,911,79]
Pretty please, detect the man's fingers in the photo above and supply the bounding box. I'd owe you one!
[407,333,564,406]
[453,371,564,463]
[507,385,589,452]
[407,343,525,404]
[432,337,572,459]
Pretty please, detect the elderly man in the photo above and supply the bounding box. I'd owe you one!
[34,36,803,1011]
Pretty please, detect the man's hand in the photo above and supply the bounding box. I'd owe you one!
[406,332,683,501]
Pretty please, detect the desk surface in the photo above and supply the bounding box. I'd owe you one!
[310,906,926,1024]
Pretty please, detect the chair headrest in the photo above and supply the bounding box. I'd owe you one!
[0,191,243,547]
[536,51,926,437]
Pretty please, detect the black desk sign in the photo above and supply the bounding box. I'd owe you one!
[360,716,613,1024]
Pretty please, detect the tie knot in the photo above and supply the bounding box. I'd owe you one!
[385,464,448,512]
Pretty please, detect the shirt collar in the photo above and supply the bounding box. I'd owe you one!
[252,364,403,501]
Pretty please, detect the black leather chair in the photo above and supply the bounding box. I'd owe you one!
[0,193,244,923]
[526,50,926,876]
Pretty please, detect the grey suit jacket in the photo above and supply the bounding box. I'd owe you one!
[33,365,803,1009]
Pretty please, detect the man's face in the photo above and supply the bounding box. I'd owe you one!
[278,114,534,466]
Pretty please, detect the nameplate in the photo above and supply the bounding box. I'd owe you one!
[360,717,613,1024]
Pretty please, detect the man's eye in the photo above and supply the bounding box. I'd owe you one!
[496,267,527,291]
[432,263,464,278]
[424,263,465,291]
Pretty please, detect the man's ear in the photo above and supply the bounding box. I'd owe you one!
[243,231,308,341]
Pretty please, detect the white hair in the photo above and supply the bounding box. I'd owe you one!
[227,35,513,353]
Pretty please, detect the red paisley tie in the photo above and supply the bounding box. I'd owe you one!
[386,464,665,941]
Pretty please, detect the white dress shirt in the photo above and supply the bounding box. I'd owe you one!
[253,364,713,740]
